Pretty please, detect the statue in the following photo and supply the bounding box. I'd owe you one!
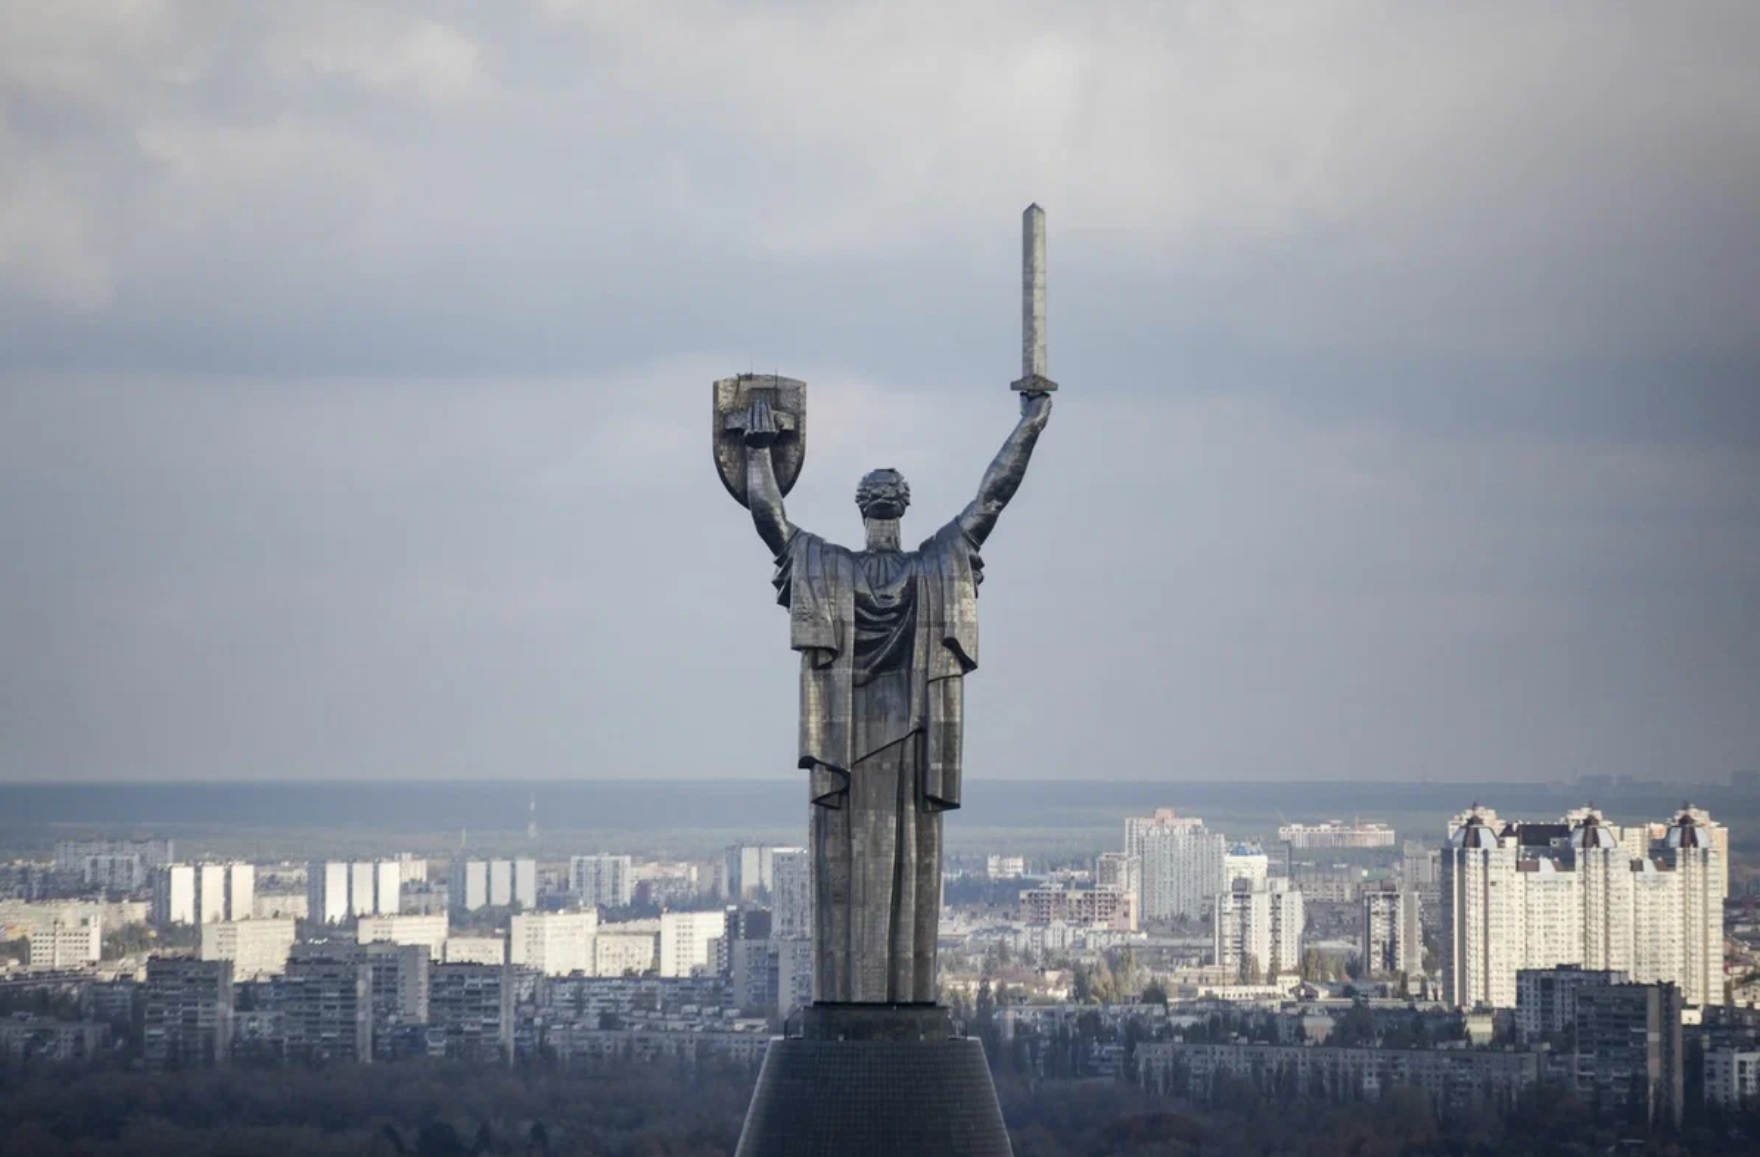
[715,206,1057,1007]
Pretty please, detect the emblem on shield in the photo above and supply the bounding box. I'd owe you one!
[712,374,807,507]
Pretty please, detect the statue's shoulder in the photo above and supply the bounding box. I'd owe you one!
[780,528,860,571]
[918,518,979,555]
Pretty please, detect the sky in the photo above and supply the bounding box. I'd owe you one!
[2,1,1757,785]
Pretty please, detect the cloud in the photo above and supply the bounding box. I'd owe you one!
[0,2,1756,784]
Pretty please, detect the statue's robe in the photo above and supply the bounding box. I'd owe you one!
[773,519,981,1003]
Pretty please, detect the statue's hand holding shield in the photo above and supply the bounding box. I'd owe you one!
[713,374,807,508]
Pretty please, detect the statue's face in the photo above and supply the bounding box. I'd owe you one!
[855,469,911,520]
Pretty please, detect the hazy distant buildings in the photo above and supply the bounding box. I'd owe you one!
[1130,810,1227,922]
[632,861,701,908]
[448,859,536,914]
[307,860,403,924]
[725,845,802,903]
[1276,821,1396,849]
[1095,852,1140,900]
[1361,882,1422,978]
[986,855,1027,879]
[1442,806,1725,1009]
[200,918,297,979]
[1022,885,1137,931]
[143,957,234,1069]
[153,862,253,926]
[1213,879,1304,980]
[55,838,175,891]
[569,855,634,910]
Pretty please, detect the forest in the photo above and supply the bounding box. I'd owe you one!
[5,1057,1760,1156]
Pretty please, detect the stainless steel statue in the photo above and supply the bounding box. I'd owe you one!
[714,206,1057,1005]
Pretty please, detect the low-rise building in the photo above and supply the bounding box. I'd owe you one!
[1140,1041,1539,1116]
[358,914,449,956]
[443,936,507,966]
[1277,822,1397,849]
[0,1018,110,1066]
[1022,885,1137,931]
[986,855,1027,879]
[510,911,596,977]
[200,919,296,979]
[28,915,101,971]
[594,927,658,977]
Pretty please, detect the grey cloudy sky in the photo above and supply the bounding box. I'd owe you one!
[2,1,1757,784]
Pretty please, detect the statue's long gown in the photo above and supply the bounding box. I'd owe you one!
[774,520,981,1003]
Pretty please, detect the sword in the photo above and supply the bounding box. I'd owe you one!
[1010,203,1058,395]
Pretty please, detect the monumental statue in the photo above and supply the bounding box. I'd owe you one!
[714,206,1057,1008]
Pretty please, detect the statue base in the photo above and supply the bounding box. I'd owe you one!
[734,1003,1012,1157]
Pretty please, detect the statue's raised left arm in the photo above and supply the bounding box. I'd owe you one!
[744,408,797,557]
[958,392,1052,546]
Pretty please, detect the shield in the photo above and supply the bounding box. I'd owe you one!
[712,374,807,507]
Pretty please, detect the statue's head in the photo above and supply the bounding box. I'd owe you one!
[855,468,911,520]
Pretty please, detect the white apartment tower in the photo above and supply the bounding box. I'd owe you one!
[155,865,197,926]
[309,861,352,925]
[450,859,537,913]
[1441,810,1522,1009]
[569,855,634,910]
[658,910,724,977]
[1213,879,1304,979]
[1131,810,1227,922]
[307,860,400,923]
[154,862,253,926]
[1442,806,1725,1010]
[1667,810,1725,1008]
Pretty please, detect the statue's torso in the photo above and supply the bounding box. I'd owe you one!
[852,549,918,683]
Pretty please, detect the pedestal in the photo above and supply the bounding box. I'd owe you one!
[734,1004,1013,1157]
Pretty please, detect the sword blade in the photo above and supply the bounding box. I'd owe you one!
[1022,203,1047,379]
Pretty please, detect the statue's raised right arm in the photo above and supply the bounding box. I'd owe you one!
[958,392,1053,546]
[744,397,797,556]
